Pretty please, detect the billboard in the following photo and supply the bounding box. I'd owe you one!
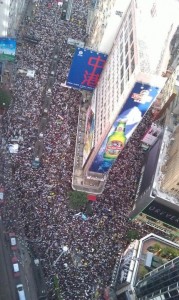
[0,38,16,62]
[66,47,108,91]
[89,82,161,173]
[82,107,95,166]
[143,200,179,229]
[141,123,162,146]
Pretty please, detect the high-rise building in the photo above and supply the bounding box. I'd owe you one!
[129,26,179,238]
[104,233,179,300]
[86,0,131,54]
[8,0,28,36]
[72,0,179,194]
[135,256,179,300]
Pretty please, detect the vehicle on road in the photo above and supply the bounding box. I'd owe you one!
[32,157,40,169]
[16,284,26,300]
[0,187,4,205]
[9,232,17,251]
[12,256,20,277]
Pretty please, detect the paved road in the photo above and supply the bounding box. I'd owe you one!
[0,221,17,300]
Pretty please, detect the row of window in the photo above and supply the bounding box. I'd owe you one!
[95,8,135,137]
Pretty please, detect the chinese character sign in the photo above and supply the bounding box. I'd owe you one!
[0,38,16,62]
[89,82,161,174]
[66,48,108,91]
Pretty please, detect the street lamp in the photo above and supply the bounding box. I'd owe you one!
[53,245,69,267]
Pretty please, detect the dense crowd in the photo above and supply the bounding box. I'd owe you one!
[1,0,167,299]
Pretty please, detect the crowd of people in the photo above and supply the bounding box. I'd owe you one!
[1,0,168,299]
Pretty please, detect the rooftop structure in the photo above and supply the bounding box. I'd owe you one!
[105,233,179,300]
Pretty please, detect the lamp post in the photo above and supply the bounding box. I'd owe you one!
[53,245,68,267]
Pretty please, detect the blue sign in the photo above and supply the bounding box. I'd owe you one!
[0,38,16,62]
[66,47,108,91]
[89,82,161,173]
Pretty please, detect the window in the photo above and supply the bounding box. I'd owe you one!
[131,58,135,73]
[120,53,123,65]
[120,42,123,53]
[130,31,133,44]
[120,66,124,79]
[130,43,134,59]
[125,42,128,55]
[120,80,124,94]
[125,56,129,68]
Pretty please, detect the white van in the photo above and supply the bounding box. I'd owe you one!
[16,284,26,300]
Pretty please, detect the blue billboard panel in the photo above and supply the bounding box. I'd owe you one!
[0,38,16,62]
[66,47,108,91]
[89,82,161,173]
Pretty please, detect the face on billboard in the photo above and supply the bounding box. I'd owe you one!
[89,82,161,173]
[0,38,16,62]
[66,47,108,91]
[82,107,95,166]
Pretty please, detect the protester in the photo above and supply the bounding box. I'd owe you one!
[1,1,167,299]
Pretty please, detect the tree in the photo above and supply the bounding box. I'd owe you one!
[68,191,88,210]
[53,275,63,300]
[126,229,139,241]
[0,89,11,109]
[139,266,148,279]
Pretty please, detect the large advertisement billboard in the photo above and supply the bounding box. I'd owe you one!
[143,200,179,229]
[0,38,16,62]
[89,82,161,173]
[82,107,95,166]
[66,47,108,91]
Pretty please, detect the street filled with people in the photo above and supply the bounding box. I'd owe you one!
[0,0,168,299]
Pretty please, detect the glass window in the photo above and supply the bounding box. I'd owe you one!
[125,56,129,69]
[130,43,134,59]
[125,42,128,55]
[120,80,124,93]
[124,29,128,42]
[120,65,124,79]
[120,53,123,65]
[131,58,135,73]
[120,42,123,53]
[130,31,133,44]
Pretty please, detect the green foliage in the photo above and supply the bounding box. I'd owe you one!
[126,229,139,241]
[139,266,148,279]
[153,243,161,252]
[53,275,63,300]
[85,201,93,216]
[160,246,179,259]
[68,191,88,210]
[0,89,11,108]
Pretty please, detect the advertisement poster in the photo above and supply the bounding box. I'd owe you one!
[66,47,108,91]
[141,123,162,146]
[82,107,95,166]
[89,82,161,173]
[0,38,16,62]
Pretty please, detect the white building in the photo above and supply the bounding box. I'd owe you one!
[74,0,179,194]
[87,0,131,54]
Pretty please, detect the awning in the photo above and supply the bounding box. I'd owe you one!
[87,194,96,201]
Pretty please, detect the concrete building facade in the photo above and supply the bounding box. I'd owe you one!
[72,0,179,194]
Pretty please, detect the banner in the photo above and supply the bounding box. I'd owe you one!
[66,47,108,91]
[89,82,161,173]
[143,200,179,229]
[0,38,16,62]
[82,107,95,166]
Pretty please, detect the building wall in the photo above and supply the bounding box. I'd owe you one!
[161,126,179,197]
[8,0,27,36]
[86,0,130,54]
[84,0,174,175]
[0,0,11,36]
